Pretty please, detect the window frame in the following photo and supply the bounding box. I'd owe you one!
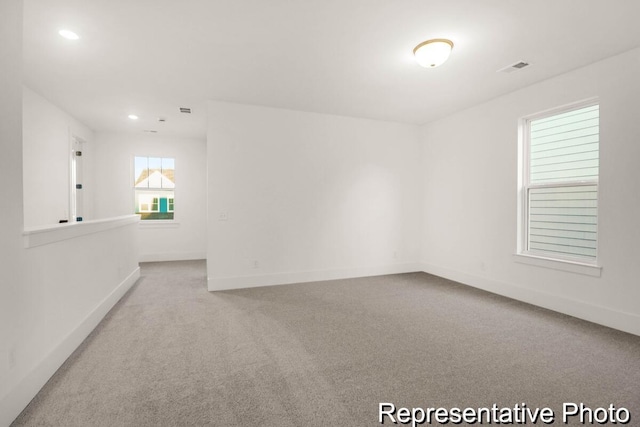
[132,156,176,222]
[517,98,601,272]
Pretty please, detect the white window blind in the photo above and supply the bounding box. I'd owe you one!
[530,105,599,184]
[524,103,599,262]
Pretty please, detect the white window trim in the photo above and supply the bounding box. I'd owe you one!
[516,97,601,275]
[512,254,602,277]
[138,220,180,229]
[132,155,177,221]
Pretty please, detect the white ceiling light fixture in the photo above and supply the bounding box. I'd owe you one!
[58,29,80,40]
[128,114,139,120]
[413,39,454,68]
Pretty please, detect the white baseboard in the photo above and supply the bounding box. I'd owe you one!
[139,252,205,263]
[420,263,640,337]
[0,267,140,427]
[208,262,422,291]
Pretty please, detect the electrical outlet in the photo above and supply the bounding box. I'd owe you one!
[253,260,259,269]
[393,251,398,260]
[218,212,228,221]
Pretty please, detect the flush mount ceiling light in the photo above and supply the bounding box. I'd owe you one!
[413,39,454,68]
[58,29,80,40]
[128,114,139,120]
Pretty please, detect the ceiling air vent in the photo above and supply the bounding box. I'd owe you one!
[179,107,192,114]
[498,61,530,73]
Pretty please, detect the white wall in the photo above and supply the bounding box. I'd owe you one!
[420,47,640,336]
[0,218,140,427]
[0,0,26,423]
[22,86,94,227]
[93,132,207,261]
[1,5,141,423]
[207,101,422,290]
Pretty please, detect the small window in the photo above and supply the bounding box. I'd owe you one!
[519,101,599,264]
[134,156,175,220]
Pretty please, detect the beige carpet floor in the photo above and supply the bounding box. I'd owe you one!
[12,260,640,426]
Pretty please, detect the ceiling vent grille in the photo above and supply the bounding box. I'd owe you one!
[179,107,192,114]
[498,61,530,73]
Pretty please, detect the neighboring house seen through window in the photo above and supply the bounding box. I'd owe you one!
[520,101,599,264]
[134,156,175,220]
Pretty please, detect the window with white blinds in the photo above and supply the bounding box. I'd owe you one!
[522,102,599,263]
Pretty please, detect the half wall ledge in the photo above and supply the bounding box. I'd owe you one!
[23,214,140,248]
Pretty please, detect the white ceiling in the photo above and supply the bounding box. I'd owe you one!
[23,0,640,139]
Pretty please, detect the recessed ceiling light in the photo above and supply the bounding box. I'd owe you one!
[128,114,139,120]
[59,29,80,40]
[413,39,454,68]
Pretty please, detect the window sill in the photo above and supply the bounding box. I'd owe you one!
[513,253,602,277]
[138,220,180,229]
